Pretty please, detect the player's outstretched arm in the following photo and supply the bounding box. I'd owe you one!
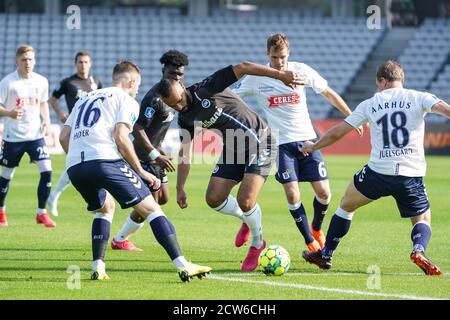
[59,125,71,154]
[50,96,68,123]
[321,87,363,136]
[431,100,450,118]
[232,61,303,87]
[133,123,175,172]
[0,103,23,119]
[176,139,193,209]
[114,123,161,190]
[40,101,52,136]
[301,121,354,156]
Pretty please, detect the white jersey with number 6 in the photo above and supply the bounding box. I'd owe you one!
[234,62,328,145]
[345,88,441,177]
[65,87,139,169]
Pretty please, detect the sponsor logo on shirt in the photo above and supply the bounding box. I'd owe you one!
[202,108,223,128]
[15,97,39,107]
[268,94,300,108]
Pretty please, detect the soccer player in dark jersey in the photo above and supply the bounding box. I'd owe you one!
[111,50,189,252]
[47,51,103,216]
[158,62,302,271]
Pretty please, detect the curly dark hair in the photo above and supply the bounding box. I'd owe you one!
[159,49,189,67]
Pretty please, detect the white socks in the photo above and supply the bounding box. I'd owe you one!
[173,256,189,269]
[114,215,144,241]
[51,170,71,200]
[92,259,105,271]
[213,195,244,221]
[242,204,263,248]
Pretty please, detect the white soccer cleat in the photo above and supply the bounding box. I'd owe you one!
[91,268,110,280]
[47,194,59,217]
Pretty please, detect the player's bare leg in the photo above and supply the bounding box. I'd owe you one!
[237,173,267,271]
[409,209,442,275]
[282,181,320,251]
[310,180,331,248]
[206,177,249,246]
[91,192,115,280]
[133,194,211,282]
[303,180,371,269]
[112,185,170,252]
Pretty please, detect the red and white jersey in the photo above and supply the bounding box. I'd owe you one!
[0,70,49,142]
[234,62,328,145]
[65,87,139,169]
[345,88,441,177]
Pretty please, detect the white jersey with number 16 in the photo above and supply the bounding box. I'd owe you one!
[65,87,139,169]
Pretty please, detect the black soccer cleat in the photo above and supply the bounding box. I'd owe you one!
[302,250,332,270]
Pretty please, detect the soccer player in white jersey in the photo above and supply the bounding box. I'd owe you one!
[301,61,450,275]
[234,33,362,252]
[59,61,211,281]
[0,45,55,228]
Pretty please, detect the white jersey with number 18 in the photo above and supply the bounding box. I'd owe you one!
[65,87,139,169]
[345,88,441,177]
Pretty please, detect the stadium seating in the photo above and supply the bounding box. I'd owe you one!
[0,9,384,122]
[399,18,450,91]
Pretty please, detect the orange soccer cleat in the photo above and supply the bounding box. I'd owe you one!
[307,239,321,252]
[410,251,442,276]
[310,225,325,249]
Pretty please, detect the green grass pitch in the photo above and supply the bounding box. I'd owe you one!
[0,154,449,300]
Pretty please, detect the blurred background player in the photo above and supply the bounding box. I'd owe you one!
[47,51,103,216]
[111,50,189,252]
[234,33,362,252]
[159,61,302,271]
[0,45,55,228]
[301,61,450,275]
[59,60,211,281]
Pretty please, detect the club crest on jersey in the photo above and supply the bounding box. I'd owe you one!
[202,99,211,109]
[268,94,300,108]
[145,107,156,119]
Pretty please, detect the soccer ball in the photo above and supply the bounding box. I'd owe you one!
[258,245,290,276]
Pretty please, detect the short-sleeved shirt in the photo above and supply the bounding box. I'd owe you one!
[52,74,102,112]
[65,87,139,169]
[177,66,270,154]
[134,82,175,161]
[0,70,49,142]
[234,62,327,145]
[345,88,441,177]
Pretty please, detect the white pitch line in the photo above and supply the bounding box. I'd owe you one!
[209,275,445,300]
[218,271,447,277]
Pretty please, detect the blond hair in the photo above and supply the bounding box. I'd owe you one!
[16,45,35,58]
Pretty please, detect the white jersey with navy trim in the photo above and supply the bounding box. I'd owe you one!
[0,70,49,142]
[234,62,328,145]
[345,88,441,177]
[65,87,139,169]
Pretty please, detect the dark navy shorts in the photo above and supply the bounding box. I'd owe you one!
[0,138,50,168]
[211,140,277,183]
[67,159,150,211]
[141,161,168,193]
[275,140,328,184]
[354,165,430,218]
